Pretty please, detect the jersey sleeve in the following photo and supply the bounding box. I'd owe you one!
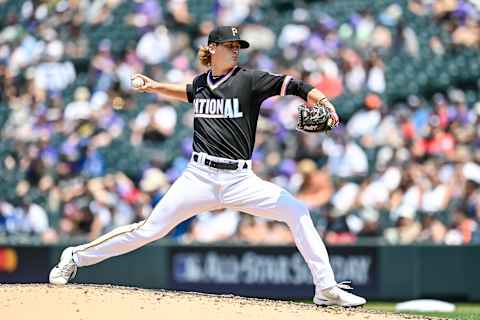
[186,83,194,103]
[251,70,292,102]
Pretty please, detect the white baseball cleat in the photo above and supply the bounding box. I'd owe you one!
[314,281,366,307]
[49,247,78,285]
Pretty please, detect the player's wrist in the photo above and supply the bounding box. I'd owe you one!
[316,97,328,104]
[152,81,162,90]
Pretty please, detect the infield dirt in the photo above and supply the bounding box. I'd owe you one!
[1,284,441,320]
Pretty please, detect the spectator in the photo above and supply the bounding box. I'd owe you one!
[1,0,479,246]
[185,208,240,243]
[324,136,368,178]
[296,159,333,210]
[384,205,421,244]
[130,103,177,145]
[347,94,382,138]
[136,25,172,65]
[445,207,479,245]
[418,214,447,244]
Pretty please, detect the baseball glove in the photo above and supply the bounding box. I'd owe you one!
[296,98,339,133]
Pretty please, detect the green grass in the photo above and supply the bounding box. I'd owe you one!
[299,299,480,319]
[366,302,480,320]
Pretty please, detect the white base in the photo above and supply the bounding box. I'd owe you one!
[395,299,456,313]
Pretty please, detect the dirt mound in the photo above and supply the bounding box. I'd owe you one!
[1,284,433,320]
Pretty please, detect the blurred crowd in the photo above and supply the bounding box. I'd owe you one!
[0,0,479,245]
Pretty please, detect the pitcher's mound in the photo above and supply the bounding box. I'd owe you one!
[1,284,428,320]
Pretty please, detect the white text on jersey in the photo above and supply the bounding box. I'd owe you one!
[193,98,243,118]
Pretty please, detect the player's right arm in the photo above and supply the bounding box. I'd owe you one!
[131,73,190,102]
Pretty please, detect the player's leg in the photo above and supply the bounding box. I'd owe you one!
[49,165,221,284]
[223,172,336,288]
[223,171,366,306]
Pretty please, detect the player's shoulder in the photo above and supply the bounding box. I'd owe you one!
[192,72,208,86]
[232,66,253,78]
[237,67,260,76]
[240,67,284,78]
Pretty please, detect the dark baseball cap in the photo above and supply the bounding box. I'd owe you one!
[208,26,250,49]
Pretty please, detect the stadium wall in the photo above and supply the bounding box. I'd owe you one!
[1,244,479,301]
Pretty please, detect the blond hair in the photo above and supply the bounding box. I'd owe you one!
[198,46,211,67]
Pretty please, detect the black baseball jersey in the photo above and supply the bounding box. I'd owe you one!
[186,66,293,160]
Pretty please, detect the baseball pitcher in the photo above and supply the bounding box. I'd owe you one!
[50,26,366,307]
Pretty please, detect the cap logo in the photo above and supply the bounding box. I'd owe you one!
[231,27,238,36]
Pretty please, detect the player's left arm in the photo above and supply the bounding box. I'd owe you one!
[306,88,339,126]
[285,78,340,127]
[251,70,339,126]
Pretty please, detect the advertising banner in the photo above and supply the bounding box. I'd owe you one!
[168,246,378,299]
[0,247,49,283]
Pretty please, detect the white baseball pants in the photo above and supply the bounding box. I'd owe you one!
[71,153,337,289]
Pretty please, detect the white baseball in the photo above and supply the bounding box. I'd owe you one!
[132,77,145,89]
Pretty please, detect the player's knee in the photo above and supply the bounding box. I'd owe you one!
[293,201,310,218]
[136,217,178,241]
[135,220,163,241]
[282,198,310,226]
[135,202,179,240]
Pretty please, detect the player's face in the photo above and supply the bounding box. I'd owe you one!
[216,41,241,65]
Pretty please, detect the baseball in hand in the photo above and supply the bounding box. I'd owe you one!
[132,77,145,89]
